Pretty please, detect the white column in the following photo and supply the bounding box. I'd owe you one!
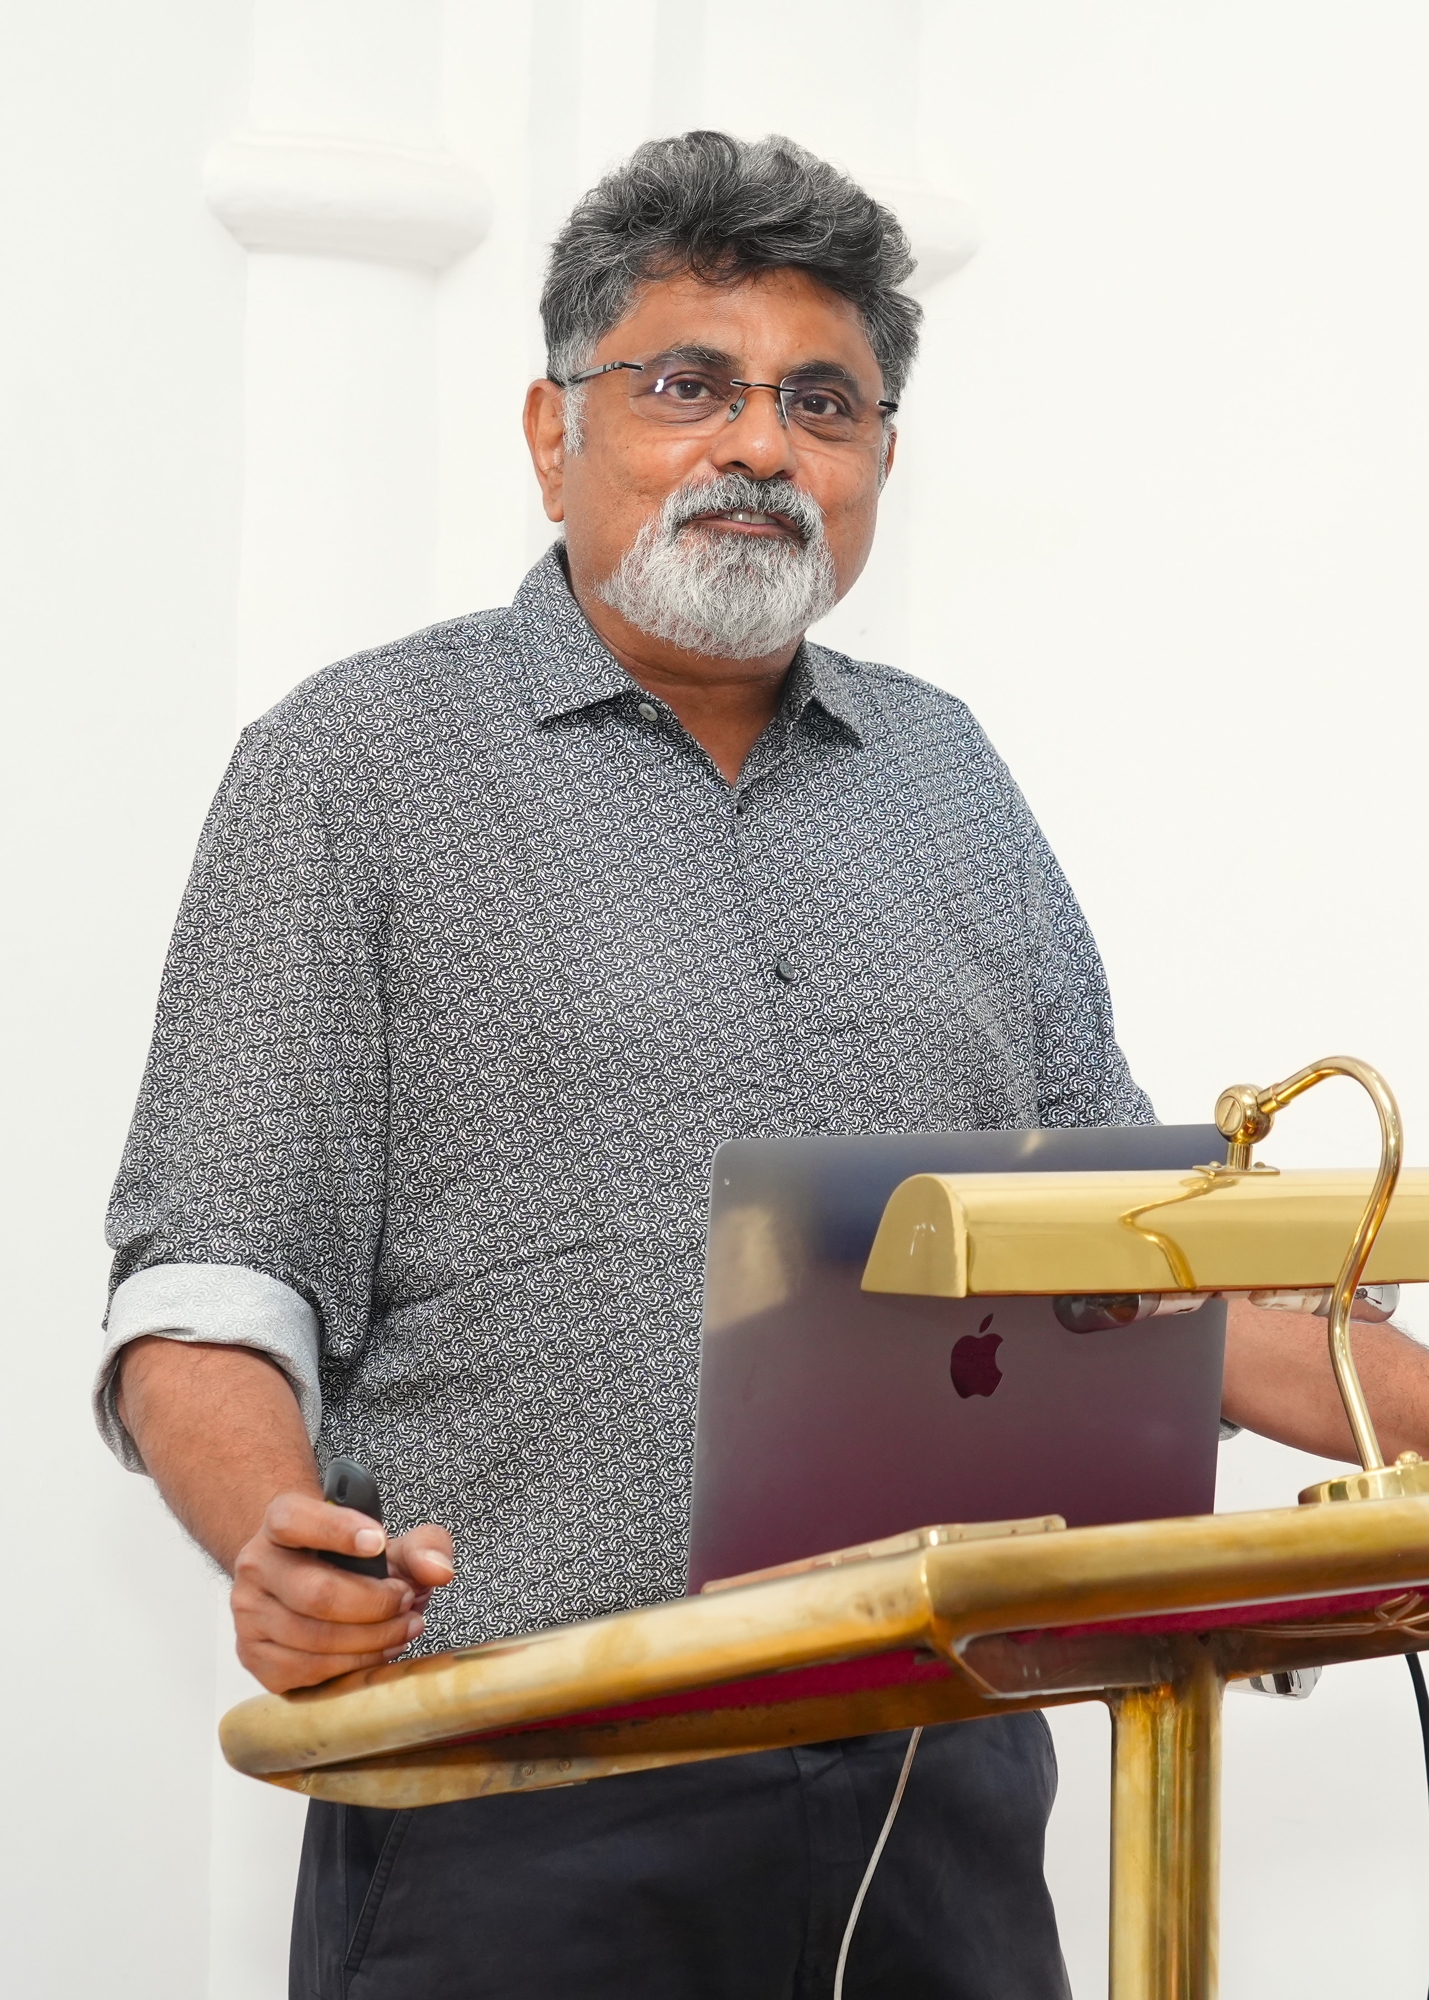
[209,0,490,725]
[437,0,545,609]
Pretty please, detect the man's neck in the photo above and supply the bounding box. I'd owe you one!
[570,575,801,785]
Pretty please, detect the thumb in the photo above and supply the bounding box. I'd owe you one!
[390,1524,455,1589]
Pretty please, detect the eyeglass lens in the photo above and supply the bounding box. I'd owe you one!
[627,354,877,441]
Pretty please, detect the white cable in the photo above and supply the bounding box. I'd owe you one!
[832,1726,923,2000]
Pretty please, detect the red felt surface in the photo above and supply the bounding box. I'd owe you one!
[1028,1584,1419,1643]
[440,1648,955,1749]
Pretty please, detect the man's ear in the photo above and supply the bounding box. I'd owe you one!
[880,425,898,490]
[524,379,567,522]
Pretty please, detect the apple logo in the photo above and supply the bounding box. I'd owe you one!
[950,1314,1003,1399]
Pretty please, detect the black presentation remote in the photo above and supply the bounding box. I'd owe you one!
[315,1457,389,1578]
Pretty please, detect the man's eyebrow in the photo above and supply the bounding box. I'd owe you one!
[650,343,736,368]
[781,360,863,388]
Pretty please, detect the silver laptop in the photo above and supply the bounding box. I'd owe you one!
[685,1125,1226,1594]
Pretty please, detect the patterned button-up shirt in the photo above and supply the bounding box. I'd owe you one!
[97,545,1150,1651]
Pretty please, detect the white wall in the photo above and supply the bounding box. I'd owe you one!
[0,4,250,1995]
[4,4,1428,1994]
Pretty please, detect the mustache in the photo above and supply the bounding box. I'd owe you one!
[659,474,825,546]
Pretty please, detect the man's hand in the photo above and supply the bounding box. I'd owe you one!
[116,1338,456,1693]
[231,1492,455,1692]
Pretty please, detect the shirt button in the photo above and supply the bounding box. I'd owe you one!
[774,957,798,984]
[637,701,658,722]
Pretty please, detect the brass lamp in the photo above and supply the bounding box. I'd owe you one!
[861,1056,1429,1506]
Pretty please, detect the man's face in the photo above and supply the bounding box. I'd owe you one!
[526,267,895,655]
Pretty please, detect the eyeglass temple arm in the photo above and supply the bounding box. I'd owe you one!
[556,361,645,386]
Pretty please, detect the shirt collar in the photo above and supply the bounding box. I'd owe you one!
[781,640,865,744]
[505,541,864,745]
[507,544,634,723]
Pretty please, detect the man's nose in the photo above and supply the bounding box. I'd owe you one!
[709,386,800,481]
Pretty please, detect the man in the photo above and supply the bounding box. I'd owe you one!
[97,131,1429,1997]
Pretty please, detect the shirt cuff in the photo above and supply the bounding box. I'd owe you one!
[1219,1419,1243,1441]
[95,1264,322,1474]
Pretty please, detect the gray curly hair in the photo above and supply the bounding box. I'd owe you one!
[542,131,922,448]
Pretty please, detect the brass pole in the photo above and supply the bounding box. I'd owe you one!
[1216,1055,1401,1475]
[1256,1059,1399,1473]
[1108,1659,1222,2000]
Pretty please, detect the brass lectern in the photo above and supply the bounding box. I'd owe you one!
[222,1057,1429,1999]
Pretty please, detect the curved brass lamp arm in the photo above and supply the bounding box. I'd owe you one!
[1216,1056,1401,1474]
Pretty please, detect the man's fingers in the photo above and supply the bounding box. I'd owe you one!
[237,1635,396,1694]
[264,1489,388,1560]
[230,1500,452,1694]
[235,1587,425,1661]
[231,1538,428,1692]
[238,1544,414,1625]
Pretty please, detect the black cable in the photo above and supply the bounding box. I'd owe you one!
[1408,1651,1429,2000]
[1409,1651,1429,1801]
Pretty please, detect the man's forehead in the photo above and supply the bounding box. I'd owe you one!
[596,267,881,381]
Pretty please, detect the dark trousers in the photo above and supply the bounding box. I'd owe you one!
[291,1715,1071,2000]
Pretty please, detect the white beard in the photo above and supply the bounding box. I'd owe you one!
[597,476,838,660]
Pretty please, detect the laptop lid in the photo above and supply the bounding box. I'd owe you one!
[686,1125,1226,1593]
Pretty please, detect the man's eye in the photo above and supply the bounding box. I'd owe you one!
[790,389,850,421]
[654,374,720,403]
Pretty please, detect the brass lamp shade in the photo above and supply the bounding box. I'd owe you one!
[860,1166,1429,1299]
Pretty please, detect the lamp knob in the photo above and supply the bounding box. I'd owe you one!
[1215,1084,1273,1147]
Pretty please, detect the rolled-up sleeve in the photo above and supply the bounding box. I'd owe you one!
[95,1264,322,1472]
[99,718,389,1472]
